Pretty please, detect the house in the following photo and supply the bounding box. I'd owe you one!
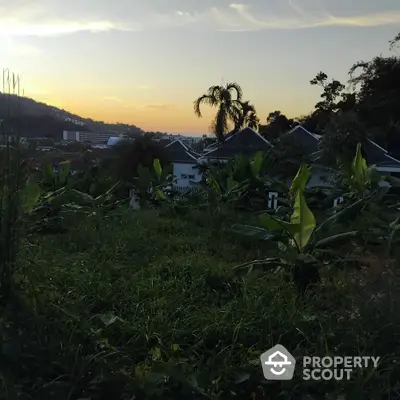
[278,125,322,155]
[363,139,400,175]
[164,140,202,189]
[198,127,273,163]
[279,126,400,187]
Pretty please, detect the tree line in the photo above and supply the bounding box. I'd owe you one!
[193,32,400,157]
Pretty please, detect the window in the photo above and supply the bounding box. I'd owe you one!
[181,173,195,179]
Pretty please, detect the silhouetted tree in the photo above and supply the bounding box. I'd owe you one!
[349,49,400,150]
[319,111,366,165]
[259,111,295,140]
[233,100,259,131]
[110,136,168,183]
[194,82,243,142]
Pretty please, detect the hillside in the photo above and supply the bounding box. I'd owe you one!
[0,93,143,139]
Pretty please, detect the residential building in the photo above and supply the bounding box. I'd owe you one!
[161,125,400,193]
[62,130,115,145]
[198,127,273,163]
[276,125,400,186]
[164,140,202,189]
[278,125,322,155]
[363,139,400,174]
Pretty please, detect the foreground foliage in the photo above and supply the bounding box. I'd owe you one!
[1,207,399,399]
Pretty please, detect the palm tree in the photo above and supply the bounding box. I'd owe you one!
[194,82,243,142]
[234,101,259,131]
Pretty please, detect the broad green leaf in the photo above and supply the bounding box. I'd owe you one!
[93,182,121,205]
[22,181,41,213]
[290,191,316,251]
[314,197,365,235]
[351,143,368,191]
[207,172,221,194]
[43,164,54,183]
[251,151,263,177]
[290,163,310,198]
[58,161,71,185]
[258,214,301,237]
[231,223,278,241]
[313,231,359,249]
[368,167,385,184]
[42,187,68,201]
[70,189,94,204]
[100,312,119,327]
[137,165,152,191]
[155,189,167,200]
[226,176,235,192]
[259,214,284,231]
[233,258,290,276]
[153,158,162,181]
[171,343,180,352]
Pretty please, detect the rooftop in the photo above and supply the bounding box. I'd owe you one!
[201,127,272,160]
[165,139,200,163]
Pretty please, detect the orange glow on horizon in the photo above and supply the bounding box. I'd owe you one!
[33,93,310,135]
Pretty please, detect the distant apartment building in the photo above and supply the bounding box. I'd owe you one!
[62,130,115,144]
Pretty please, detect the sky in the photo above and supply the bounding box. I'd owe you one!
[1,0,400,135]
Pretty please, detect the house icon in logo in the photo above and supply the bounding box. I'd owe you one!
[260,344,296,380]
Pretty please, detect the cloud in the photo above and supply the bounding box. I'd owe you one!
[202,4,400,31]
[0,20,124,37]
[102,96,123,103]
[0,1,399,37]
[2,36,42,57]
[0,3,135,37]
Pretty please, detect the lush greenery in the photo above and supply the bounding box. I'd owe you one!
[1,32,400,400]
[2,136,400,398]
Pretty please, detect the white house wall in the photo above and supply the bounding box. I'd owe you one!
[173,162,201,188]
[284,167,336,189]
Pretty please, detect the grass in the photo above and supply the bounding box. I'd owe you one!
[2,206,400,399]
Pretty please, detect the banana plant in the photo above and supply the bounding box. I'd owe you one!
[69,181,124,231]
[203,151,279,208]
[132,159,172,207]
[42,161,71,191]
[21,178,78,235]
[232,163,365,295]
[336,142,387,199]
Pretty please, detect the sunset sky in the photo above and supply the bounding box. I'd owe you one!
[2,0,400,135]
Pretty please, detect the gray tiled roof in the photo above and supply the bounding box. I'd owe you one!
[203,127,272,159]
[364,139,400,167]
[279,125,321,154]
[165,140,199,164]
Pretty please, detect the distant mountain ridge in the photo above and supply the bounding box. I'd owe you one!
[0,93,143,139]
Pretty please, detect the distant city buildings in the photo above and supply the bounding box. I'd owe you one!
[63,129,203,147]
[62,130,114,144]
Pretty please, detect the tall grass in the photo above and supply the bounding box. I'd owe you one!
[0,69,23,304]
